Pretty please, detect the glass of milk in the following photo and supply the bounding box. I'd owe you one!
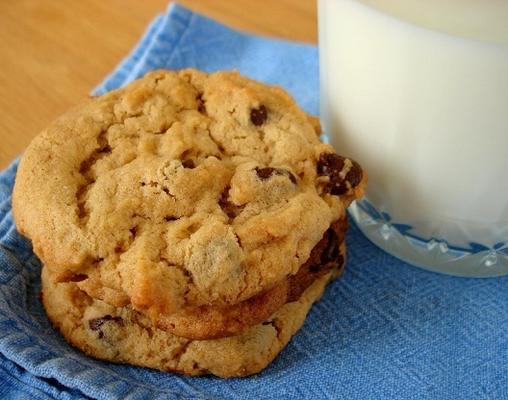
[319,0,508,276]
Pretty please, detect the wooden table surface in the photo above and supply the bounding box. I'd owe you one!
[0,0,317,169]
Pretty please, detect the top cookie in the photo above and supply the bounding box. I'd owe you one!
[13,69,364,322]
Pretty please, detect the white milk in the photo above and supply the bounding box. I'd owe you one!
[319,0,508,274]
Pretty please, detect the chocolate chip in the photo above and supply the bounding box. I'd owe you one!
[219,186,239,220]
[308,263,321,273]
[317,153,346,178]
[89,315,123,331]
[317,153,362,196]
[310,253,344,273]
[306,218,347,273]
[287,218,348,300]
[182,159,195,169]
[255,167,276,180]
[329,181,349,196]
[345,160,362,187]
[255,167,297,184]
[287,171,297,184]
[89,317,106,331]
[332,217,348,245]
[68,273,88,282]
[89,319,103,331]
[320,228,341,265]
[250,105,267,126]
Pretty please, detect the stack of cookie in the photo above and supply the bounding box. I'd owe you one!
[13,70,365,377]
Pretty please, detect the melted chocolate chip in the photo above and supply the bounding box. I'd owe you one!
[309,253,344,273]
[320,228,341,265]
[308,218,347,273]
[255,167,297,184]
[89,315,123,331]
[308,263,321,273]
[334,217,349,245]
[250,105,267,126]
[182,159,195,169]
[317,153,363,196]
[286,218,348,301]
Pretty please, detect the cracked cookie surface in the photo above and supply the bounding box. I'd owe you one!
[13,69,365,330]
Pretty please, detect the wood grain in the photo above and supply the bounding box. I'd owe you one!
[0,0,316,169]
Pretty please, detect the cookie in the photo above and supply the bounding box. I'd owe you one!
[41,263,337,378]
[13,69,365,337]
[156,217,348,339]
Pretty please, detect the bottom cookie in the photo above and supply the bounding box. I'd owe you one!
[41,264,336,378]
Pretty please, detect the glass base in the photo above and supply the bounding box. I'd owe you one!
[349,200,508,277]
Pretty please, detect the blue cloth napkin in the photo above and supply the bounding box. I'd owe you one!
[1,3,507,399]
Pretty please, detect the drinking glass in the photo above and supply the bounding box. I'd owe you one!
[319,0,508,276]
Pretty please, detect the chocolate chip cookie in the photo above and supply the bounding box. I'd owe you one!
[41,262,338,378]
[13,69,365,376]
